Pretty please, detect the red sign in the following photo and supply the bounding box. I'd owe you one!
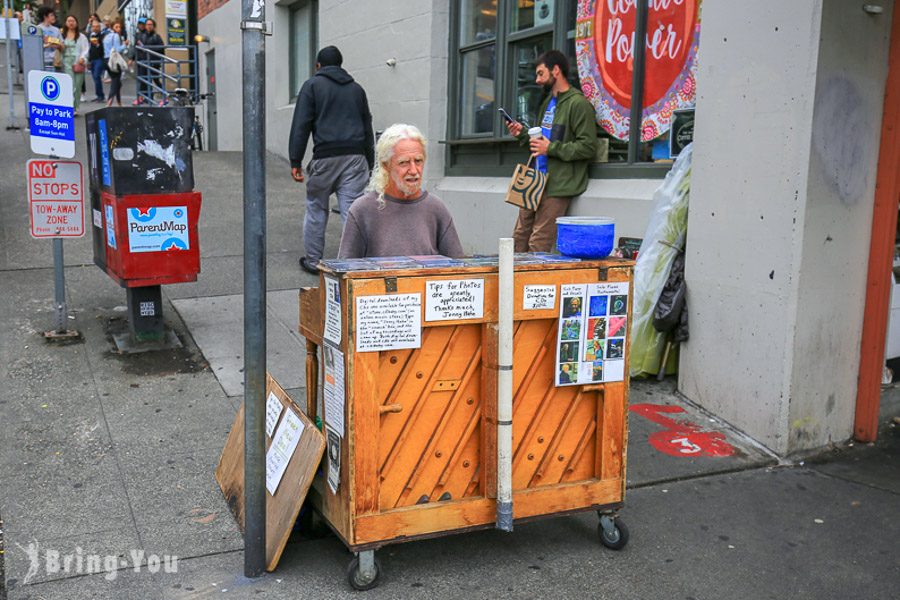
[27,159,84,238]
[576,0,700,141]
[629,403,736,458]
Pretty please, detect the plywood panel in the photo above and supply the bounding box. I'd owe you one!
[215,373,325,571]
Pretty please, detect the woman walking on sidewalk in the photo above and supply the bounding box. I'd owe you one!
[103,20,126,107]
[61,15,89,115]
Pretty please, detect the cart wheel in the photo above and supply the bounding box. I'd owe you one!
[347,556,381,591]
[598,516,629,550]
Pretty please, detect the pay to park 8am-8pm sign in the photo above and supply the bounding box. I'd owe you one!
[28,70,75,158]
[575,0,700,141]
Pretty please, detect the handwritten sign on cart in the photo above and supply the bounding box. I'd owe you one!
[425,278,484,321]
[355,293,421,352]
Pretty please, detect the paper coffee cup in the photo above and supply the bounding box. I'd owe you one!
[528,127,542,138]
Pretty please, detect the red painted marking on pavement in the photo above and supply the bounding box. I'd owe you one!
[629,403,736,458]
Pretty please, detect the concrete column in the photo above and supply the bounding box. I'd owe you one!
[680,0,892,455]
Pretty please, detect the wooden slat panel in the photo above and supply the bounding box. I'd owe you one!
[353,479,623,545]
[381,326,477,508]
[481,323,498,498]
[351,349,380,521]
[600,382,626,481]
[403,344,482,503]
[537,391,598,484]
[378,328,454,474]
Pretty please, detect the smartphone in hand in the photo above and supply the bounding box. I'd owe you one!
[498,108,516,124]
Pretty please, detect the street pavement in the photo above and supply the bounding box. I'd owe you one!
[1,87,898,599]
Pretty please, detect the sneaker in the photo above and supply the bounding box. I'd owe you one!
[92,97,104,102]
[299,257,319,275]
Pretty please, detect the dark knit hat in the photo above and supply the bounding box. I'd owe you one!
[316,46,343,67]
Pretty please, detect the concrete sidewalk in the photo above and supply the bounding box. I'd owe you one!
[1,90,898,599]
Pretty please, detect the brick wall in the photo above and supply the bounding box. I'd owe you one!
[198,0,230,20]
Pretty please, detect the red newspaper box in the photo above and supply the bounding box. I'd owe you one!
[100,191,202,287]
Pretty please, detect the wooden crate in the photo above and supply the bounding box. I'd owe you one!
[299,259,633,551]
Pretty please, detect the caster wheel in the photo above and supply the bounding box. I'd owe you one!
[347,556,381,591]
[598,517,629,550]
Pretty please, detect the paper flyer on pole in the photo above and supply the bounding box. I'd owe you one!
[555,282,629,386]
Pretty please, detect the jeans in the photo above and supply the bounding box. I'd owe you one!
[90,58,105,100]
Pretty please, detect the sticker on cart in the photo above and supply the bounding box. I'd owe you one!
[324,275,341,346]
[425,278,484,321]
[523,284,556,310]
[104,204,116,249]
[265,391,283,438]
[355,293,421,352]
[326,426,341,494]
[583,282,629,383]
[556,284,587,386]
[126,206,189,253]
[323,345,346,437]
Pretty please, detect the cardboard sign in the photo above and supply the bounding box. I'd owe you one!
[355,293,422,352]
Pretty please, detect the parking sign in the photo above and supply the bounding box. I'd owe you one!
[27,159,84,238]
[28,71,75,158]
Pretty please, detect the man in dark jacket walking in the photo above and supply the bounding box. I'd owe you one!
[289,46,374,274]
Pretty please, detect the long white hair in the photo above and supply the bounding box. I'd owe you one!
[367,123,427,209]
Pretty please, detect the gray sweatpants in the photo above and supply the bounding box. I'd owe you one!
[303,154,369,261]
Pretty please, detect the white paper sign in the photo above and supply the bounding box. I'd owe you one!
[265,391,283,438]
[326,426,341,494]
[425,279,484,321]
[323,346,346,437]
[324,276,341,346]
[356,293,422,352]
[523,284,557,310]
[555,281,630,387]
[265,409,305,495]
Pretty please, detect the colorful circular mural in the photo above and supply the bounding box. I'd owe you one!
[576,0,700,141]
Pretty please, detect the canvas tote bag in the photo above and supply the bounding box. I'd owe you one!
[504,154,546,211]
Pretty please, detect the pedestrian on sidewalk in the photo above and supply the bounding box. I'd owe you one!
[36,6,62,72]
[134,18,163,104]
[61,15,89,115]
[289,45,375,274]
[87,19,106,102]
[506,50,598,252]
[103,20,126,107]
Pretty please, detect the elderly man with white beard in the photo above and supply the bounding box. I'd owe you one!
[337,124,464,259]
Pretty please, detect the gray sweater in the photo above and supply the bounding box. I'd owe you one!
[338,191,464,259]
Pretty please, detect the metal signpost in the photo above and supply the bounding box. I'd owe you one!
[21,25,43,102]
[241,0,268,577]
[27,70,80,339]
[2,1,20,129]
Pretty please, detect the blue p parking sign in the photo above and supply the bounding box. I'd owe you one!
[40,76,61,102]
[28,71,75,158]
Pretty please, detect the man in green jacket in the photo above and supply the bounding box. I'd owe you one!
[506,50,598,252]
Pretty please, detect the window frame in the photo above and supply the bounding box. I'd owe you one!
[289,0,318,103]
[446,0,671,180]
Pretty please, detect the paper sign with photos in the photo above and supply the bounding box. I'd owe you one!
[555,282,629,386]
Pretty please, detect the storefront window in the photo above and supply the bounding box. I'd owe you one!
[510,34,552,128]
[289,0,318,102]
[460,46,496,135]
[460,0,497,46]
[448,0,699,178]
[511,0,554,32]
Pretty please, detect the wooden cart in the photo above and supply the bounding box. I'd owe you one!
[299,257,634,589]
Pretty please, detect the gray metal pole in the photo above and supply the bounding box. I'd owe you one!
[52,237,66,332]
[241,0,267,579]
[627,0,648,164]
[4,0,17,129]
